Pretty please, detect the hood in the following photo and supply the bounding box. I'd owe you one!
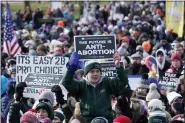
[83,76,104,88]
[155,49,166,70]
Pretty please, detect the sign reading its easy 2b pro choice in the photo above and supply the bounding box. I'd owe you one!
[16,55,68,83]
[74,35,116,60]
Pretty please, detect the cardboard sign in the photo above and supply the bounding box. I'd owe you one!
[23,85,68,100]
[158,72,179,93]
[128,75,141,90]
[24,73,63,89]
[16,55,68,83]
[74,35,116,60]
[101,62,117,78]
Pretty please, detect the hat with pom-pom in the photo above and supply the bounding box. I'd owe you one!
[146,83,161,102]
[20,112,40,123]
[148,99,163,110]
[137,73,150,89]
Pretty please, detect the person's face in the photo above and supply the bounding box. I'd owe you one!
[37,109,49,119]
[52,116,61,123]
[171,97,183,113]
[172,59,181,69]
[71,119,81,123]
[86,69,101,84]
[63,47,69,53]
[76,73,83,80]
[174,47,184,55]
[138,88,147,93]
[157,54,163,63]
[36,49,45,56]
[132,57,141,64]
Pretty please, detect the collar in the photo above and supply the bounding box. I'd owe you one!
[83,76,104,88]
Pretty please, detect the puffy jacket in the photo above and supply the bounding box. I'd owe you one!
[62,66,128,123]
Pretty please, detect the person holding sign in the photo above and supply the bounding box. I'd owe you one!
[166,53,183,77]
[62,52,128,123]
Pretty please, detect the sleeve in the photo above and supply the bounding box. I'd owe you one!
[1,97,8,114]
[62,70,83,95]
[105,66,128,95]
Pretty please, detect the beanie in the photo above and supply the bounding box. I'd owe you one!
[148,99,163,110]
[91,117,108,123]
[137,74,150,89]
[43,118,52,123]
[20,112,39,123]
[54,108,65,122]
[148,108,167,123]
[171,53,182,62]
[35,102,54,120]
[39,91,55,105]
[84,62,102,75]
[113,115,131,123]
[148,77,158,86]
[142,41,151,51]
[146,83,161,102]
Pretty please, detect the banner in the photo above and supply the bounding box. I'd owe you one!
[16,55,68,83]
[158,72,179,93]
[166,1,184,37]
[24,73,63,89]
[74,35,116,60]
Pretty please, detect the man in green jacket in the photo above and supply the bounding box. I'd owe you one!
[62,52,128,123]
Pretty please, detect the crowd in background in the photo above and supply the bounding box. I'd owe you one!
[1,1,185,123]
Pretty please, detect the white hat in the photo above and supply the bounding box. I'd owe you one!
[167,91,182,104]
[148,99,163,109]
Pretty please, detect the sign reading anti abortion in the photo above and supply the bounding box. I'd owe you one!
[74,35,116,60]
[24,73,63,89]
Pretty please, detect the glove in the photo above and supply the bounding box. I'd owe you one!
[66,52,79,72]
[51,85,65,105]
[15,82,27,101]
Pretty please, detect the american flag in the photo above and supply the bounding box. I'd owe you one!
[3,2,22,56]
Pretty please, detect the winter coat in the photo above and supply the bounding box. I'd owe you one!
[62,66,128,123]
[130,98,147,123]
[7,100,28,123]
[1,94,9,114]
[166,65,183,77]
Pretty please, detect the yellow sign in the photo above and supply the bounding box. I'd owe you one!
[165,1,184,37]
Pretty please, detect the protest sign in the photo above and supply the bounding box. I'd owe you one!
[16,55,68,83]
[24,73,63,89]
[23,85,68,100]
[158,72,179,93]
[74,35,116,60]
[101,62,117,78]
[128,75,141,90]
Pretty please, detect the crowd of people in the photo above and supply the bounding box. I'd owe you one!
[1,1,185,123]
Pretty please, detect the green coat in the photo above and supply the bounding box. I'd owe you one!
[62,66,128,123]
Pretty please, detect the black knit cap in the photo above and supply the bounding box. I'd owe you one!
[84,62,102,75]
